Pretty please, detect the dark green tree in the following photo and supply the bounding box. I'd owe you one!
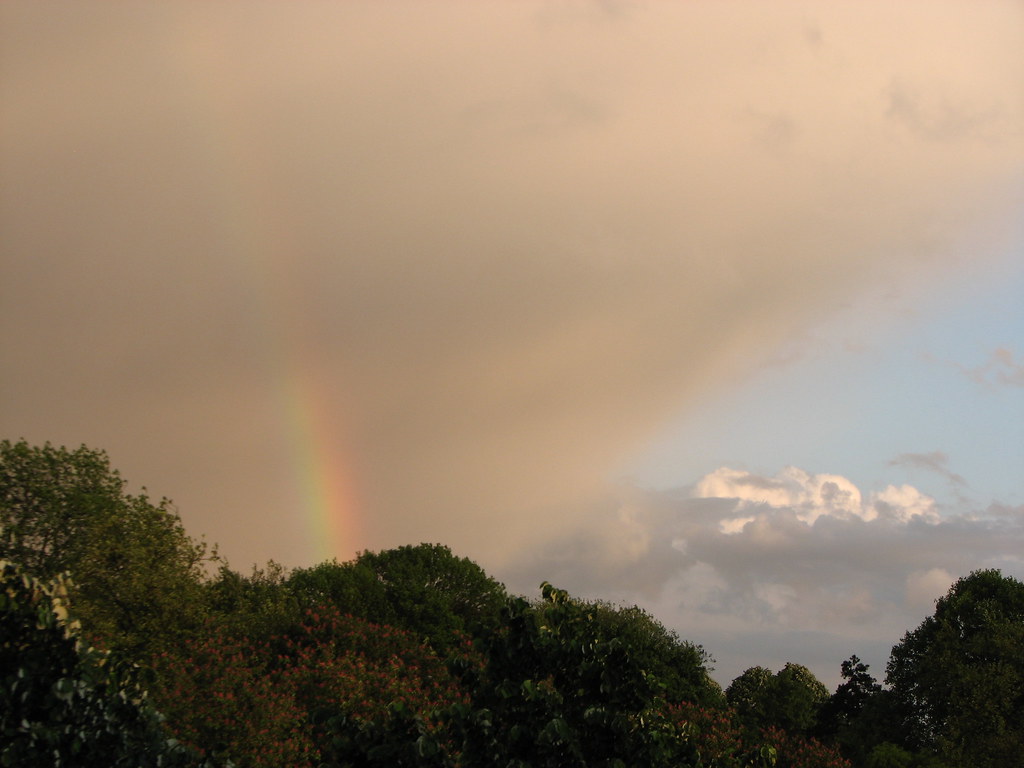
[885,568,1024,768]
[588,600,723,706]
[0,440,215,659]
[287,558,397,624]
[289,543,508,654]
[727,666,774,734]
[204,560,302,641]
[449,582,699,768]
[770,663,829,734]
[819,655,881,733]
[727,663,828,737]
[816,655,909,766]
[0,561,211,767]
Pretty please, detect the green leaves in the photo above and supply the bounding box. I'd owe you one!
[0,561,210,768]
[448,582,704,768]
[0,440,216,662]
[885,569,1024,767]
[727,663,829,739]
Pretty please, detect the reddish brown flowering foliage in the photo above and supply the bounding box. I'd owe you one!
[284,607,473,732]
[150,605,474,767]
[151,630,318,768]
[666,703,851,768]
[667,701,747,765]
[760,725,851,768]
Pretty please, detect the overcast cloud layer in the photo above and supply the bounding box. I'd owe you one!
[2,2,1022,684]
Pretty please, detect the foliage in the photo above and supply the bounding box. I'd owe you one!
[8,439,1020,767]
[885,568,1024,768]
[666,702,760,767]
[286,558,395,623]
[817,655,881,736]
[770,663,829,734]
[150,620,318,767]
[728,664,828,737]
[588,600,723,707]
[0,560,210,767]
[151,604,472,768]
[667,702,851,768]
[727,666,775,733]
[0,439,214,658]
[760,726,850,768]
[817,656,903,765]
[448,582,699,767]
[864,743,913,768]
[289,543,508,655]
[204,560,300,641]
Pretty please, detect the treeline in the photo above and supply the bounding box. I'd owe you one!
[1,440,1022,768]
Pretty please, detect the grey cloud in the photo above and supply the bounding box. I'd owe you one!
[500,468,1024,687]
[886,79,1007,143]
[961,347,1024,388]
[889,451,966,487]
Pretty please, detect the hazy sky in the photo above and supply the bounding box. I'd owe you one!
[2,1,1022,688]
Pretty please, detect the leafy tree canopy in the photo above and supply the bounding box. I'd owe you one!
[0,439,216,658]
[452,582,696,767]
[288,543,508,653]
[0,561,211,767]
[885,568,1024,768]
[580,600,722,707]
[727,663,828,736]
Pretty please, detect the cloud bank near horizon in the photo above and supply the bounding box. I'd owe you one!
[502,464,1024,687]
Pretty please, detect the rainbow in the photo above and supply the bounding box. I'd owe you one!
[166,22,364,564]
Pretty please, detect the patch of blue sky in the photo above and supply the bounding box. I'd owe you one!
[628,239,1024,512]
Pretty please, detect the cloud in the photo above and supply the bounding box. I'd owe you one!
[889,450,966,489]
[503,466,1024,687]
[885,78,1008,143]
[959,347,1024,388]
[1,2,1022,572]
[696,466,868,524]
[904,568,955,615]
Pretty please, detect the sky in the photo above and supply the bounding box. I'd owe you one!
[2,1,1022,689]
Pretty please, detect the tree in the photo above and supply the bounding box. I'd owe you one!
[450,582,697,767]
[0,561,210,767]
[818,655,881,735]
[769,663,829,735]
[727,664,828,737]
[289,544,508,654]
[885,568,1024,768]
[817,655,904,765]
[204,560,302,641]
[727,666,774,734]
[150,605,471,768]
[587,601,723,707]
[760,726,849,768]
[287,558,397,626]
[0,440,215,658]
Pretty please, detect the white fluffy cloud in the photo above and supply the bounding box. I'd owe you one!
[502,466,1024,687]
[695,466,942,527]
